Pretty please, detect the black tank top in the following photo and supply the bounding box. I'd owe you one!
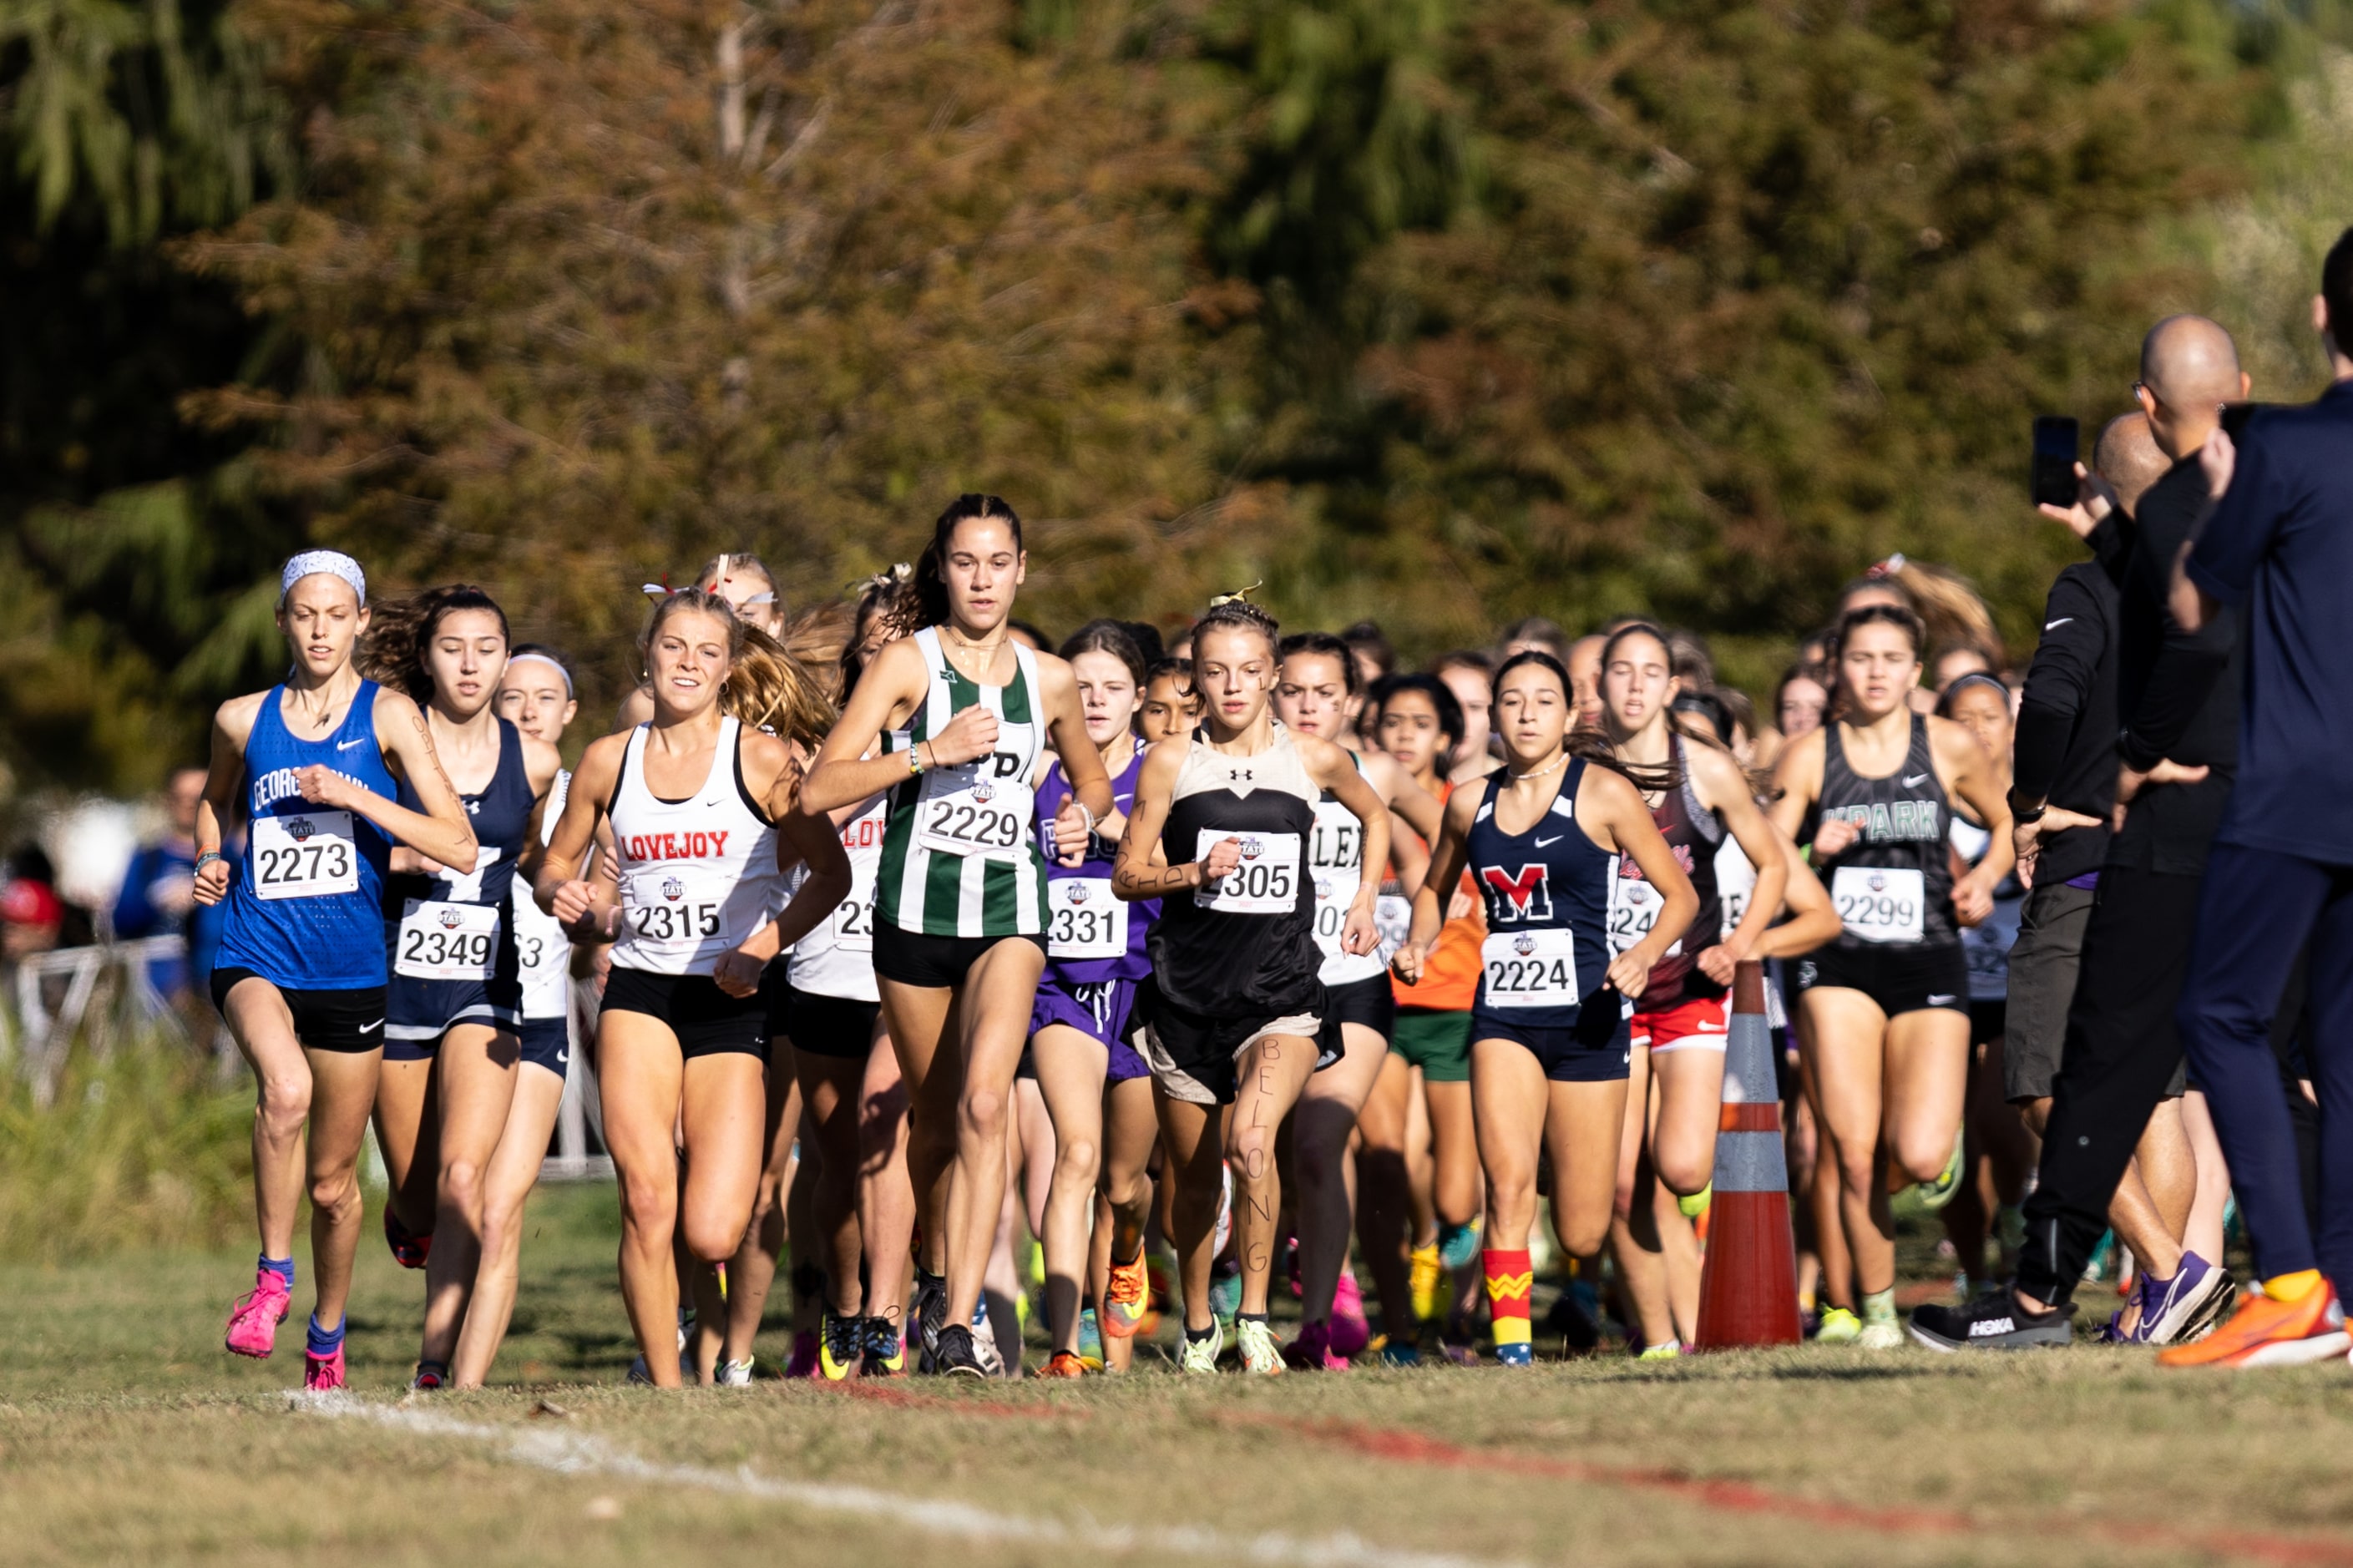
[1622,736,1726,1011]
[1148,727,1324,1018]
[1811,715,1956,950]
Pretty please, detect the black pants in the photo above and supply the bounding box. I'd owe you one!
[2016,866,2202,1305]
[2017,863,2319,1304]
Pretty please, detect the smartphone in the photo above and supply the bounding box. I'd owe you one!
[2032,416,2080,508]
[2220,402,2275,443]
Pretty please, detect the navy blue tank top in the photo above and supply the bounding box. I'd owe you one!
[384,717,533,981]
[1465,760,1616,1028]
[217,681,398,990]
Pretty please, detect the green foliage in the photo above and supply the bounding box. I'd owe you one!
[0,1037,253,1260]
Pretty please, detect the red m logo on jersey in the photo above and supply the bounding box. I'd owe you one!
[1480,863,1553,922]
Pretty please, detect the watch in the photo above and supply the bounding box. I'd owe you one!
[2006,788,2047,827]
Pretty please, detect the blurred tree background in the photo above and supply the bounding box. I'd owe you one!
[7,0,2348,793]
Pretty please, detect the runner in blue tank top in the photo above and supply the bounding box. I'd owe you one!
[1392,650,1697,1367]
[356,585,563,1392]
[195,552,482,1392]
[1025,620,1163,1376]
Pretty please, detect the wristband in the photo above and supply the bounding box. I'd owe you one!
[2005,788,2046,827]
[194,851,223,872]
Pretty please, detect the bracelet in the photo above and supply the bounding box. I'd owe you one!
[908,744,924,777]
[194,851,223,872]
[1073,801,1097,837]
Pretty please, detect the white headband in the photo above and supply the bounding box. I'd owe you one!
[281,550,367,605]
[507,650,573,696]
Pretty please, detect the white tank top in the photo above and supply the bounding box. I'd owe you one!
[513,768,571,1019]
[786,791,887,1003]
[1311,751,1384,987]
[607,716,787,977]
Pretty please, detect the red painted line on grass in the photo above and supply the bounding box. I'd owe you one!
[822,1379,1080,1421]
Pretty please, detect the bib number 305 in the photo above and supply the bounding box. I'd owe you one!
[1194,831,1301,916]
[252,811,358,901]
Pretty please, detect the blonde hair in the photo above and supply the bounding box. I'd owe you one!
[1883,559,2002,670]
[641,588,837,749]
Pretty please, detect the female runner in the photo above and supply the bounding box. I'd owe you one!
[446,644,583,1387]
[1270,632,1441,1368]
[615,554,787,727]
[1115,594,1391,1375]
[1028,620,1164,1378]
[360,587,563,1390]
[802,497,1111,1377]
[1594,623,1789,1356]
[199,552,480,1390]
[535,588,849,1386]
[727,578,919,1381]
[1769,604,2011,1349]
[1392,650,1697,1366]
[1368,673,1486,1350]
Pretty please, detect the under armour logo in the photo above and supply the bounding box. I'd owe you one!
[1230,769,1253,781]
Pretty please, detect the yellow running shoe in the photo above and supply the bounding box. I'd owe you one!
[1815,1306,1862,1344]
[1637,1340,1682,1362]
[1409,1242,1445,1324]
[817,1308,863,1381]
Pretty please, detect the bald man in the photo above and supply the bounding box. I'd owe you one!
[1915,321,2248,1351]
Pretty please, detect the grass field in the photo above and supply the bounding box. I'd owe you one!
[8,1183,2353,1568]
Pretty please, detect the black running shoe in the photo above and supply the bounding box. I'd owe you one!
[912,1270,947,1373]
[932,1323,988,1378]
[1909,1289,2075,1352]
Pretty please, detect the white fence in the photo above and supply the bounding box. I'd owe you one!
[1,937,614,1182]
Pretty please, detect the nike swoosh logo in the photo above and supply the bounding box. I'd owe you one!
[337,737,368,751]
[1902,774,1930,788]
[1535,835,1563,847]
[1925,995,1956,1006]
[2044,617,2073,630]
[360,1019,384,1032]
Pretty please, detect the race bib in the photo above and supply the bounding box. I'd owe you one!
[1047,877,1128,959]
[1831,865,1925,944]
[914,748,1034,861]
[1714,837,1757,940]
[1481,927,1581,1009]
[625,868,726,952]
[250,811,359,901]
[1374,893,1413,964]
[1193,829,1302,916]
[515,925,560,986]
[1309,800,1365,958]
[395,899,500,980]
[832,885,878,952]
[1607,873,1683,958]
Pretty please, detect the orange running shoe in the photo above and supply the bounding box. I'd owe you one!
[2156,1283,2345,1368]
[1035,1351,1086,1378]
[1103,1247,1151,1339]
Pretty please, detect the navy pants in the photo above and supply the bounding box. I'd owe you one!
[2177,842,2353,1287]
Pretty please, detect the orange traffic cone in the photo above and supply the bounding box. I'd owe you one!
[1693,961,1803,1349]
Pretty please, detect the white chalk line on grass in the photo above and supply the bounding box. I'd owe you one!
[291,1392,1523,1568]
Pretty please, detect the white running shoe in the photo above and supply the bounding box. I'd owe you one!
[715,1357,754,1386]
[1237,1318,1285,1375]
[1856,1320,1906,1351]
[1180,1322,1224,1374]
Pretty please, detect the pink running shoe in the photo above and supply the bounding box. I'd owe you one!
[1328,1270,1372,1358]
[305,1346,346,1392]
[1283,1319,1349,1371]
[225,1272,291,1359]
[782,1328,820,1379]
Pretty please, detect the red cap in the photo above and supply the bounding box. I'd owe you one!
[1,878,62,928]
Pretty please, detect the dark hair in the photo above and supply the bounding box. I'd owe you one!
[1339,620,1396,678]
[1007,619,1054,653]
[1497,616,1569,658]
[1714,685,1757,739]
[1060,618,1148,689]
[1831,602,1926,662]
[1430,647,1494,680]
[358,584,510,704]
[1671,690,1734,746]
[1667,630,1715,690]
[1598,620,1672,680]
[1191,594,1283,670]
[893,494,1023,630]
[1120,620,1166,666]
[1936,671,2012,717]
[1837,574,1914,615]
[1490,650,1677,792]
[509,641,571,675]
[1278,631,1363,697]
[841,570,906,703]
[2326,226,2353,352]
[1146,655,1196,690]
[1369,671,1465,751]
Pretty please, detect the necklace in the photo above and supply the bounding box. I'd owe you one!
[1507,751,1569,784]
[939,623,1006,675]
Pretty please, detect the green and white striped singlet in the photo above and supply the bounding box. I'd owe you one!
[876,626,1050,938]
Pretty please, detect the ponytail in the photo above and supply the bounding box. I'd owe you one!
[891,495,1023,631]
